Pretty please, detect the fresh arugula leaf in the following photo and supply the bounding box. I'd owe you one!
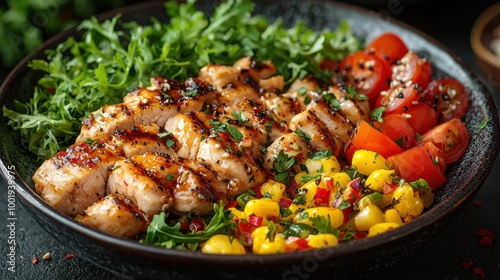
[141,202,234,248]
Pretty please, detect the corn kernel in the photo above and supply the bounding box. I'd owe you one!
[293,171,308,188]
[365,169,396,192]
[298,180,319,207]
[252,226,286,254]
[260,180,286,202]
[228,207,246,220]
[351,150,389,176]
[305,156,341,173]
[354,204,385,231]
[307,234,338,249]
[201,234,246,254]
[367,222,400,237]
[294,207,344,228]
[244,198,280,218]
[255,234,286,254]
[392,183,424,219]
[384,209,403,225]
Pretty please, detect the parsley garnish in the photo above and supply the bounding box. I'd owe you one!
[231,111,246,125]
[295,129,311,140]
[310,149,333,160]
[371,106,385,122]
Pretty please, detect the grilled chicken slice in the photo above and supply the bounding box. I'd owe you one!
[232,57,277,80]
[289,109,337,152]
[329,85,371,125]
[306,99,354,157]
[223,99,287,142]
[263,132,311,172]
[107,157,174,217]
[76,193,148,238]
[164,112,212,161]
[197,136,267,196]
[259,91,302,123]
[33,141,124,216]
[109,124,177,158]
[76,77,216,142]
[287,75,322,93]
[130,153,225,215]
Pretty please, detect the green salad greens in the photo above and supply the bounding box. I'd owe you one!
[3,0,363,160]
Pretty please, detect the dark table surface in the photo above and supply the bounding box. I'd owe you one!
[1,0,499,279]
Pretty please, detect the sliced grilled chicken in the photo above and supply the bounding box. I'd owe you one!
[289,109,337,152]
[76,193,148,238]
[259,91,301,123]
[263,132,311,172]
[76,77,216,142]
[306,99,354,157]
[33,141,124,216]
[164,112,212,161]
[329,85,371,125]
[287,75,322,93]
[107,157,174,217]
[197,136,267,196]
[109,124,176,158]
[223,98,287,142]
[232,57,277,80]
[130,153,225,215]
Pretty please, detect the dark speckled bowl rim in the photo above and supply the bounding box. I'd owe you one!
[1,0,499,269]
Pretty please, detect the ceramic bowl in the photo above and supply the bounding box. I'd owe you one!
[1,1,499,279]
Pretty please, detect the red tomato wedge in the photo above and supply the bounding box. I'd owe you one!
[376,84,421,115]
[387,142,447,190]
[340,50,391,107]
[419,118,470,164]
[366,33,409,66]
[404,101,439,135]
[392,51,432,89]
[344,120,404,163]
[422,78,470,123]
[372,114,417,150]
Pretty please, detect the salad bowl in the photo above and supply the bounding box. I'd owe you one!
[0,0,499,279]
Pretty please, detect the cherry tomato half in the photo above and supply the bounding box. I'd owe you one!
[392,51,432,90]
[340,50,392,107]
[387,142,447,190]
[422,78,470,123]
[366,33,409,66]
[344,120,404,163]
[372,114,417,150]
[376,84,421,115]
[419,118,470,164]
[404,101,439,135]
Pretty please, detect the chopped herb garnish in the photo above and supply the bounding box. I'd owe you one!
[158,131,173,138]
[295,128,311,140]
[371,106,385,122]
[476,119,488,132]
[166,174,175,181]
[310,149,333,160]
[323,93,340,110]
[183,89,199,97]
[231,111,247,125]
[409,178,431,189]
[166,139,175,148]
